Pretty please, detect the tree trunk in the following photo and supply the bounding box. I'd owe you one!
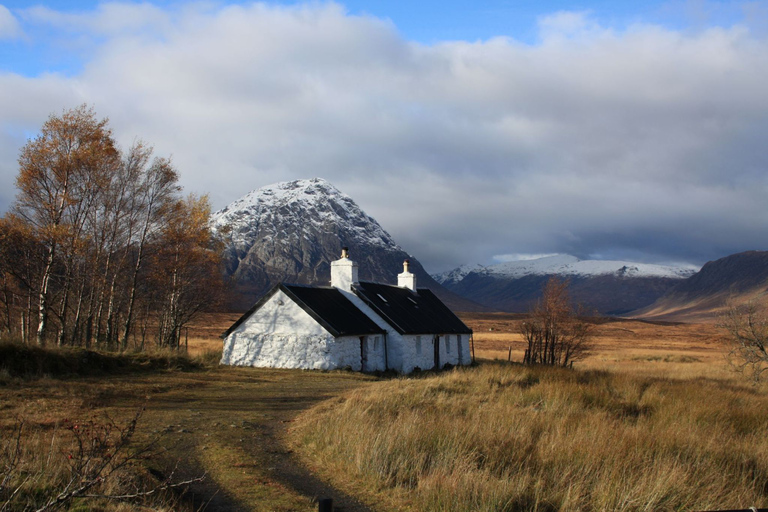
[36,245,56,347]
[56,276,72,347]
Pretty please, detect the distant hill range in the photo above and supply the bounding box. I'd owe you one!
[210,178,486,312]
[433,254,699,315]
[632,251,768,322]
[210,179,767,321]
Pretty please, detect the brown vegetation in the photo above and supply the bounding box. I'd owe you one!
[0,106,225,350]
[2,307,761,511]
[720,300,768,382]
[465,312,729,379]
[291,363,768,511]
[0,342,374,511]
[520,277,592,367]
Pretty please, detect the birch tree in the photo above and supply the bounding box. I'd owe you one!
[14,106,119,346]
[153,195,224,348]
[4,105,224,350]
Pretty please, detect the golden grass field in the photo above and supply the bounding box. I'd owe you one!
[2,310,763,511]
[286,314,768,512]
[291,363,768,511]
[462,312,729,380]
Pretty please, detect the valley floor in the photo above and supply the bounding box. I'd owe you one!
[1,312,750,511]
[463,312,729,379]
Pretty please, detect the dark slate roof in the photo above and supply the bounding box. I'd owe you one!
[353,282,473,335]
[222,283,386,338]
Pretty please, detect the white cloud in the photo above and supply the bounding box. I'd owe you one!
[0,4,21,39]
[493,253,561,263]
[1,3,768,272]
[536,10,602,40]
[20,2,170,36]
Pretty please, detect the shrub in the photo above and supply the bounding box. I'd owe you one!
[0,408,203,511]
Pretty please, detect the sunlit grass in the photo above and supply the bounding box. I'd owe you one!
[291,363,768,512]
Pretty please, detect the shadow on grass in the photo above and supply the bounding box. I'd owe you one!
[0,341,211,381]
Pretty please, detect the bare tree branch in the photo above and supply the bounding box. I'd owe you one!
[521,277,594,367]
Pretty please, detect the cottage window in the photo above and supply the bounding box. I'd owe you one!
[373,336,380,351]
[445,335,451,354]
[416,336,422,355]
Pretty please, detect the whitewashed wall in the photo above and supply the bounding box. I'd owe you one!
[444,334,471,367]
[396,334,431,373]
[398,334,472,372]
[222,290,335,370]
[220,289,390,372]
[361,334,386,372]
[457,334,471,366]
[439,335,452,367]
[328,335,363,371]
[338,290,408,372]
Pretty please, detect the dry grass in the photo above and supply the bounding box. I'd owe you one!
[0,342,374,511]
[290,363,768,511]
[0,408,189,512]
[181,312,241,356]
[463,312,731,380]
[3,311,759,511]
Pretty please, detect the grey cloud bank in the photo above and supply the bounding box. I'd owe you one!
[0,3,767,272]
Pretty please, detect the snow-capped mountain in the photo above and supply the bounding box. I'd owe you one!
[211,178,484,311]
[434,254,699,315]
[434,254,697,285]
[211,178,398,254]
[432,263,487,287]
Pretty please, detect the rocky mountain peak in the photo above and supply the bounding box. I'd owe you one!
[211,177,398,251]
[210,178,484,311]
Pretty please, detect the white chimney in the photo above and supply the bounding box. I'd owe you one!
[331,246,359,291]
[398,259,416,291]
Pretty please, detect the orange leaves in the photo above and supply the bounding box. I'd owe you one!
[2,105,224,347]
[15,105,119,241]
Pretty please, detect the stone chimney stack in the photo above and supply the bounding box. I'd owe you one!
[331,246,359,291]
[398,259,417,291]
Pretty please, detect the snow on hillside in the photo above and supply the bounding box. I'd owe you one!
[434,254,699,284]
[432,263,486,285]
[210,178,400,251]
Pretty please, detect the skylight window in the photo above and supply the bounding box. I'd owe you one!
[377,293,388,302]
[407,297,418,304]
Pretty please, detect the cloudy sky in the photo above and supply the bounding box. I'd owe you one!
[1,0,767,273]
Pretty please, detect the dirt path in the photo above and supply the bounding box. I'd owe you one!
[138,367,376,511]
[0,366,377,512]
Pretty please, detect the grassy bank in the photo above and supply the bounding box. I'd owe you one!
[0,340,221,381]
[290,363,768,511]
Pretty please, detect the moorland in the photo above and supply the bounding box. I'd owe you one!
[1,312,766,512]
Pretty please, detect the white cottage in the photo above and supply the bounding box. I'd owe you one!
[221,249,473,373]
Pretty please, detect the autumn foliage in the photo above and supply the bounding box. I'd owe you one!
[0,106,225,349]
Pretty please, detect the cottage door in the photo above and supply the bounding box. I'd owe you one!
[433,335,440,370]
[360,336,367,372]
